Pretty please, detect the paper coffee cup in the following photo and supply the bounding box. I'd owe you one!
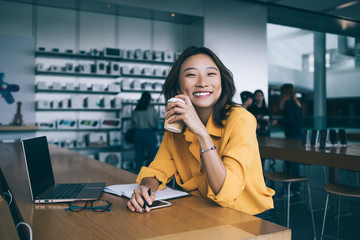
[164,98,185,133]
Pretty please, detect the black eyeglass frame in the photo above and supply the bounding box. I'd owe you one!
[66,199,112,212]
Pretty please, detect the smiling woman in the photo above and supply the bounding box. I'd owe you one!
[127,46,278,224]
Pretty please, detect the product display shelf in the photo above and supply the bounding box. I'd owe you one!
[121,88,162,94]
[35,51,174,65]
[35,70,117,78]
[35,108,121,112]
[37,128,121,132]
[35,87,119,95]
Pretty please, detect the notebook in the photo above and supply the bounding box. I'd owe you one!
[22,136,105,203]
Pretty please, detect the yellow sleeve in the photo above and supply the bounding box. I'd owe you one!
[206,110,258,206]
[136,131,177,190]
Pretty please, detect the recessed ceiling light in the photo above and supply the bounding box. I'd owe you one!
[335,1,359,10]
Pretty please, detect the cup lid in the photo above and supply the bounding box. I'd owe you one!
[168,98,185,104]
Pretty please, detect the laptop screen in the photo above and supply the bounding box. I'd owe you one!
[22,136,55,199]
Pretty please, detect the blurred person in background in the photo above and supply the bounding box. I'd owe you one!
[240,91,253,110]
[280,83,302,194]
[131,91,158,174]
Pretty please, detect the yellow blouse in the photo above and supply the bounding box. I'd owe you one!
[136,106,275,215]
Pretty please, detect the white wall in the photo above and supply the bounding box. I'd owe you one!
[0,34,36,141]
[203,0,268,104]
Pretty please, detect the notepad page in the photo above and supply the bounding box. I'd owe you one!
[103,183,189,201]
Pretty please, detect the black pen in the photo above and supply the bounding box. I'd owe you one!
[142,188,151,211]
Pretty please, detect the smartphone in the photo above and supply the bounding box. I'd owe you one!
[329,129,337,145]
[319,129,328,149]
[149,200,172,210]
[310,129,319,146]
[338,129,347,146]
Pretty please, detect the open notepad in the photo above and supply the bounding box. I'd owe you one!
[103,183,189,201]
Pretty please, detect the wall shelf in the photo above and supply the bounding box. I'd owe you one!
[35,70,118,78]
[35,51,174,65]
[36,108,121,112]
[35,87,119,95]
[0,125,38,132]
[37,128,121,132]
[121,88,162,93]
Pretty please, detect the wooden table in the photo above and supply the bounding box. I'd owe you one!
[257,137,360,182]
[0,142,290,240]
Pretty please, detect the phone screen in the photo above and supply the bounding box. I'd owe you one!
[149,200,171,210]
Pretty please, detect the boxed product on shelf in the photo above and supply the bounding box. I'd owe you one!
[61,63,74,73]
[121,79,131,90]
[37,81,47,90]
[50,100,60,108]
[65,82,75,90]
[64,49,74,54]
[107,83,120,92]
[141,67,152,76]
[84,96,101,108]
[51,48,60,53]
[153,50,163,61]
[98,152,121,168]
[163,50,174,62]
[91,84,105,92]
[130,66,141,75]
[100,96,112,108]
[58,99,70,108]
[85,132,107,146]
[70,95,84,108]
[36,121,56,129]
[36,63,44,71]
[38,47,46,51]
[121,66,130,75]
[48,65,60,72]
[91,61,108,74]
[101,118,121,129]
[153,68,163,77]
[134,49,143,59]
[111,97,122,108]
[131,79,141,90]
[57,119,77,129]
[125,49,134,59]
[75,64,91,73]
[143,50,152,60]
[174,51,182,61]
[103,47,122,58]
[78,119,100,129]
[142,82,152,90]
[108,131,121,146]
[78,83,88,91]
[153,82,163,91]
[107,62,120,75]
[52,82,62,90]
[89,48,100,56]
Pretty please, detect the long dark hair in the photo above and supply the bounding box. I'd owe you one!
[162,46,237,127]
[280,84,301,110]
[253,89,266,109]
[135,91,151,111]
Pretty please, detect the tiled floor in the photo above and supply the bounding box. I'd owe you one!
[265,162,360,240]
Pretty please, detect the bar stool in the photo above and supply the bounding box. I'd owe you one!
[264,172,316,239]
[320,184,360,240]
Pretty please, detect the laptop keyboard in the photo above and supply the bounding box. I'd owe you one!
[45,183,86,199]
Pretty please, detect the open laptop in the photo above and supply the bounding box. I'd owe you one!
[22,136,105,203]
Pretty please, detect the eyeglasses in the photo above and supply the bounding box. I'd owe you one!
[65,200,112,212]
